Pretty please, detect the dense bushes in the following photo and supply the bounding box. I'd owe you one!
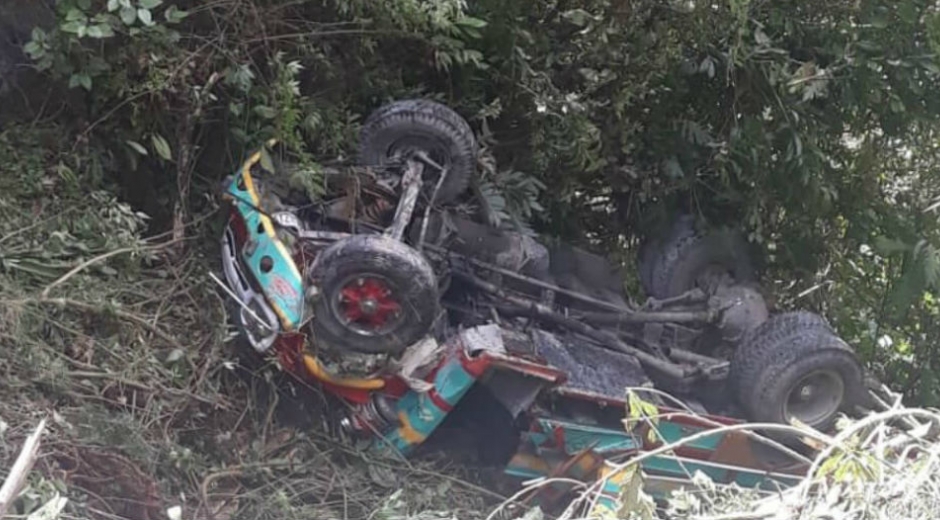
[2,0,939,403]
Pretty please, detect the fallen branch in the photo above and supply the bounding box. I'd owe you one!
[1,297,188,352]
[40,236,187,298]
[0,418,47,518]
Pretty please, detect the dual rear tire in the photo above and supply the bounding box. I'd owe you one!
[639,216,867,431]
[730,312,867,431]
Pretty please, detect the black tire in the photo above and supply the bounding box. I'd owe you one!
[309,235,440,355]
[359,99,477,205]
[729,311,866,431]
[638,214,696,296]
[646,219,757,299]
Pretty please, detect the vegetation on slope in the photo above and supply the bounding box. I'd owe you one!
[1,0,939,518]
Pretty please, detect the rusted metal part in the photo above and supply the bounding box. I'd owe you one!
[481,350,568,384]
[292,211,718,327]
[297,230,354,242]
[453,270,695,381]
[385,160,423,241]
[667,349,730,380]
[433,246,636,313]
[580,308,715,325]
[641,288,710,310]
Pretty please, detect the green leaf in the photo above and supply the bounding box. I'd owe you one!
[165,348,185,363]
[138,0,163,8]
[664,157,683,179]
[164,5,189,23]
[107,0,121,12]
[899,2,918,24]
[65,8,86,22]
[561,8,595,27]
[151,134,172,161]
[259,147,275,173]
[699,56,716,78]
[871,15,889,29]
[890,97,906,113]
[754,27,771,46]
[125,140,148,156]
[874,236,911,255]
[137,8,153,26]
[86,24,113,38]
[60,21,85,35]
[68,73,92,91]
[924,247,940,289]
[230,127,249,143]
[30,27,47,42]
[23,41,43,59]
[456,16,487,29]
[253,105,278,119]
[119,6,137,24]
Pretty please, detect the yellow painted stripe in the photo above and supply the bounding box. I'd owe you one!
[270,301,294,330]
[397,411,427,444]
[240,156,277,240]
[577,454,597,473]
[508,453,552,474]
[240,152,263,205]
[240,152,304,282]
[303,354,385,390]
[273,240,303,281]
[598,464,633,485]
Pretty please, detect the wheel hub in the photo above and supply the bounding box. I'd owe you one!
[784,369,844,427]
[335,276,402,335]
[798,384,815,400]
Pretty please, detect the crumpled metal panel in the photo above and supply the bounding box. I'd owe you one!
[531,329,650,401]
[480,369,549,418]
[460,323,508,356]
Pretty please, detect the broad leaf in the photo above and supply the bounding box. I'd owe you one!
[125,140,148,156]
[151,134,172,161]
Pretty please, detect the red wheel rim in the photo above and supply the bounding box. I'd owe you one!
[333,275,403,335]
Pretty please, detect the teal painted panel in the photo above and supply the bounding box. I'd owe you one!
[642,455,729,483]
[226,173,305,328]
[521,431,551,448]
[375,356,479,454]
[535,418,639,455]
[653,421,723,452]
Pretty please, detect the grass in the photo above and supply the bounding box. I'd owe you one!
[0,125,503,520]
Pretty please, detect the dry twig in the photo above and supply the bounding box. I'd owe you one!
[0,419,47,518]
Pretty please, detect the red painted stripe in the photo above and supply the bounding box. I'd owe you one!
[459,350,491,377]
[553,426,566,450]
[673,446,718,460]
[428,390,454,412]
[229,211,249,243]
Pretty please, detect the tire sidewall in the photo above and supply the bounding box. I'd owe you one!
[662,231,756,298]
[358,99,477,205]
[730,315,865,431]
[311,235,440,355]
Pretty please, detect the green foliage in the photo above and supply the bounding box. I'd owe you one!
[10,0,940,406]
[625,390,661,444]
[7,1,940,518]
